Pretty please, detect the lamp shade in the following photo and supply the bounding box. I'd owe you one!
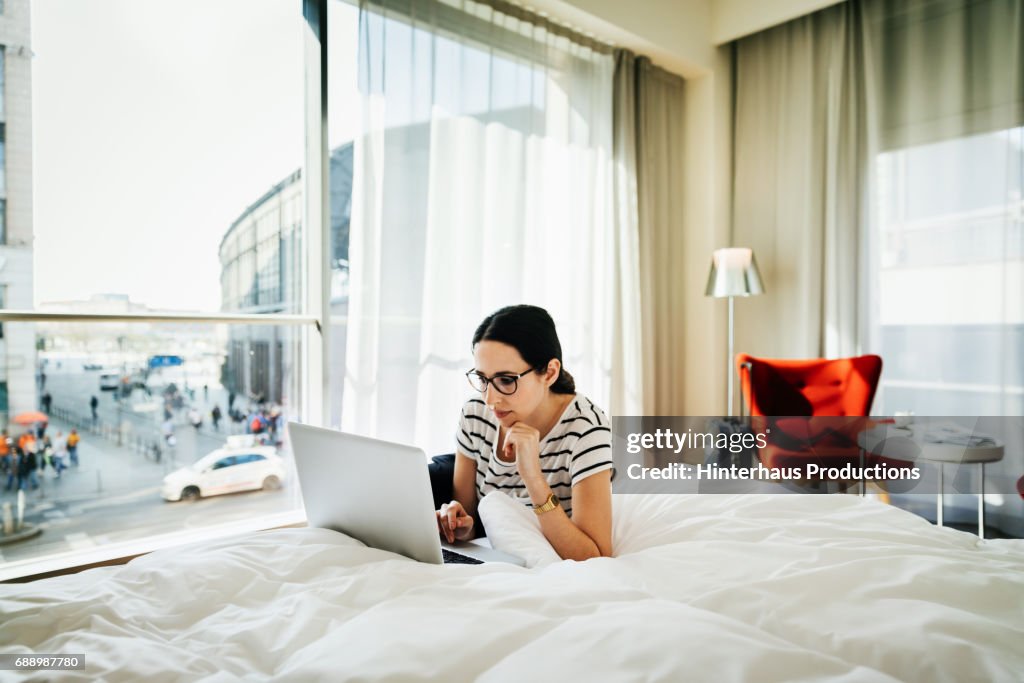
[704,247,765,298]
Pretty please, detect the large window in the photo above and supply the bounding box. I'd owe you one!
[873,128,1024,415]
[0,46,6,121]
[0,0,323,580]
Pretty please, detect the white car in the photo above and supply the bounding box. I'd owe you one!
[162,441,286,502]
[99,372,122,391]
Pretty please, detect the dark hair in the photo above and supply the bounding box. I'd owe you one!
[472,305,576,395]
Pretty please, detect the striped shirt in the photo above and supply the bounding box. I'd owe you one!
[455,393,614,518]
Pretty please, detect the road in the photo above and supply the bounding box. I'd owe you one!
[1,363,302,567]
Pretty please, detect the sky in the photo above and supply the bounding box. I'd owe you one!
[31,0,360,311]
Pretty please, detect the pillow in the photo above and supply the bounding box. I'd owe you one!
[477,491,561,568]
[478,492,682,567]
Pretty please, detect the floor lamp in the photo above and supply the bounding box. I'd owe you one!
[705,247,765,416]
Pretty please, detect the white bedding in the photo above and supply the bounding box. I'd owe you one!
[1,495,1023,682]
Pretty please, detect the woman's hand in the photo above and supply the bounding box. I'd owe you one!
[503,422,542,481]
[437,500,474,543]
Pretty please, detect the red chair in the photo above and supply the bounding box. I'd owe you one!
[736,354,883,489]
[737,354,882,418]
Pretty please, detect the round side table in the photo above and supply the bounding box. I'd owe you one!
[858,423,1004,538]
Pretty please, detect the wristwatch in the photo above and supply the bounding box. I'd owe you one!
[533,492,560,515]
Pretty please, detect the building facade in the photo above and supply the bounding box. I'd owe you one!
[0,0,34,425]
[219,144,352,408]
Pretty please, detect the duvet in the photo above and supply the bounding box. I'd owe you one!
[1,494,1022,682]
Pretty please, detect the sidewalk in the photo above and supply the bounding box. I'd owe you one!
[1,415,199,510]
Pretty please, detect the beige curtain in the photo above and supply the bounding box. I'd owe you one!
[731,1,867,362]
[613,51,687,414]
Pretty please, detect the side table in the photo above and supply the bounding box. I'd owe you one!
[858,422,1004,538]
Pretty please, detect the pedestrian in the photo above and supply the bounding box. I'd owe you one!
[188,407,202,431]
[161,418,175,446]
[67,428,80,466]
[247,409,264,436]
[0,429,11,481]
[18,430,37,464]
[5,451,19,492]
[42,391,53,415]
[40,434,53,473]
[20,445,39,491]
[90,394,99,423]
[267,406,282,445]
[203,384,209,401]
[52,430,67,478]
[211,404,222,431]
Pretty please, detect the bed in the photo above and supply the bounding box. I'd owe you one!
[1,494,1022,682]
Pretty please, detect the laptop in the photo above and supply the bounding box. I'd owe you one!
[287,422,525,566]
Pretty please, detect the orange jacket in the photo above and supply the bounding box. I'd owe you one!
[18,433,37,453]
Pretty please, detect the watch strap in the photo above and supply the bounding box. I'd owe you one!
[533,492,559,515]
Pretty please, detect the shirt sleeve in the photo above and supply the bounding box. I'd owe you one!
[570,405,614,486]
[455,401,479,461]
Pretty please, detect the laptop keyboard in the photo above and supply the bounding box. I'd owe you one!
[442,548,484,565]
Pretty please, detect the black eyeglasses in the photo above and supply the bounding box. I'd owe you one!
[466,368,538,395]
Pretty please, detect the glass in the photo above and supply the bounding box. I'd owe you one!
[0,320,305,573]
[466,368,537,395]
[873,127,1024,415]
[31,0,303,313]
[327,0,359,429]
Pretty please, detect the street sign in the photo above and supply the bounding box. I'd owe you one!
[148,355,184,369]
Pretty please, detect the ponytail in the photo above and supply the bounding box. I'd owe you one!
[550,367,575,395]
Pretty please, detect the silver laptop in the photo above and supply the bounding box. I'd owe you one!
[287,422,525,566]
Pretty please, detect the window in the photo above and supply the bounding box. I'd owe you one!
[0,0,320,581]
[1,321,304,575]
[250,340,269,402]
[212,456,238,470]
[0,47,6,120]
[0,122,5,195]
[32,1,303,314]
[873,128,1024,415]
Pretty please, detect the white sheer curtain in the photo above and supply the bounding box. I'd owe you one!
[346,0,638,454]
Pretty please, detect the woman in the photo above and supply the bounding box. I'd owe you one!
[437,305,613,561]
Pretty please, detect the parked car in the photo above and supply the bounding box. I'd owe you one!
[162,438,286,502]
[99,372,121,391]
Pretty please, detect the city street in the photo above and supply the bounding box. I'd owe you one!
[1,364,302,566]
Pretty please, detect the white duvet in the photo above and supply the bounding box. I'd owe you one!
[1,495,1023,682]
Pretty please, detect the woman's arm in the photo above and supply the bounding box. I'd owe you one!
[522,470,612,561]
[434,450,480,542]
[452,451,479,519]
